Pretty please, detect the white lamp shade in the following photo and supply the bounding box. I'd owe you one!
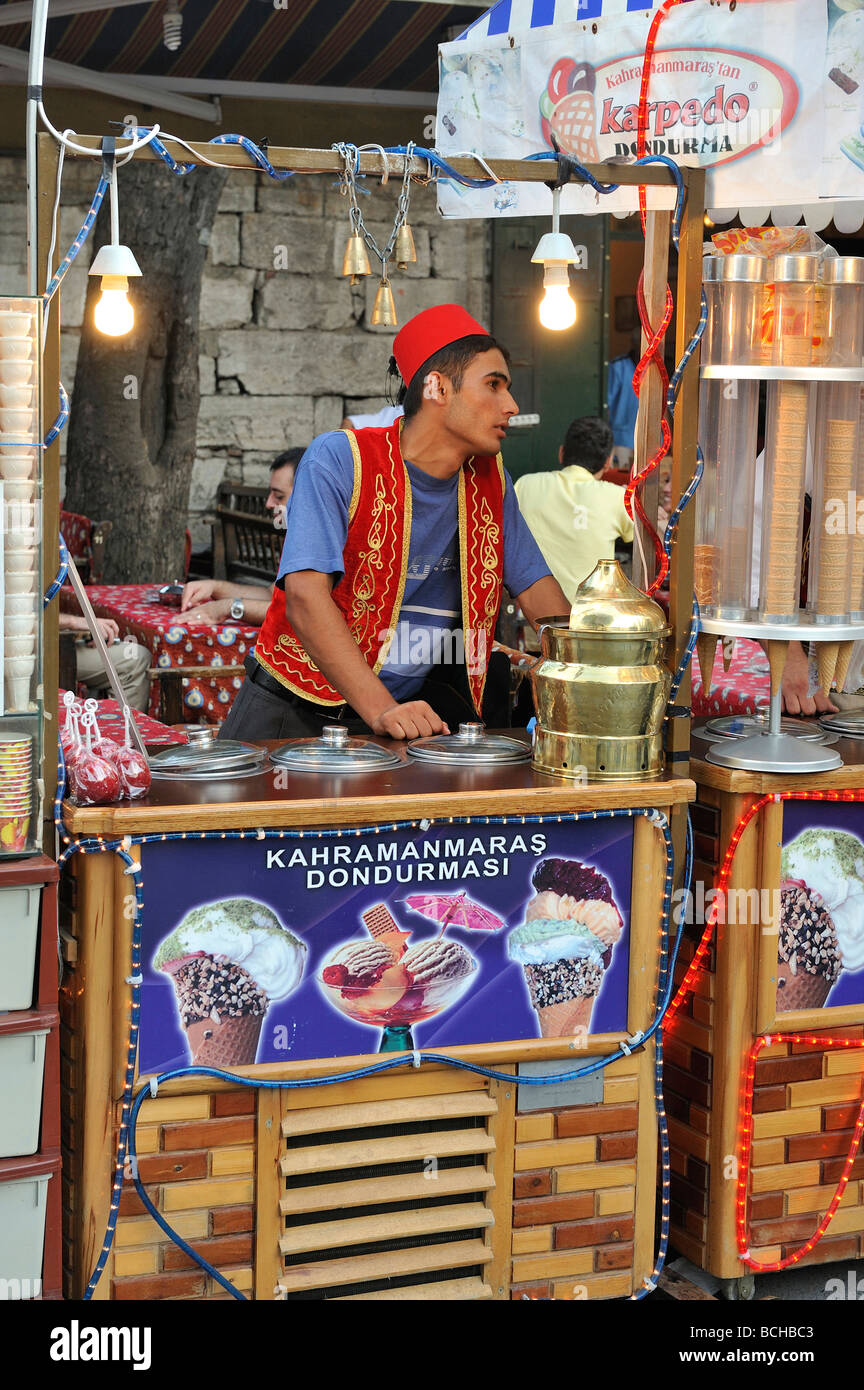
[531,230,579,265]
[89,243,142,278]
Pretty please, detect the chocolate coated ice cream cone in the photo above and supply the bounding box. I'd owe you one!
[186,1012,263,1067]
[537,995,594,1038]
[172,956,268,1066]
[775,963,832,1012]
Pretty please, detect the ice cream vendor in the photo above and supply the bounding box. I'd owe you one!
[220,304,569,742]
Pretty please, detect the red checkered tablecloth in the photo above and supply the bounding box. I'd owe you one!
[60,583,259,724]
[691,637,769,717]
[58,691,186,745]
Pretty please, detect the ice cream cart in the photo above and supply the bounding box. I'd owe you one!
[60,750,693,1301]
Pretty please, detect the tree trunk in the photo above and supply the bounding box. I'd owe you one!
[64,160,227,582]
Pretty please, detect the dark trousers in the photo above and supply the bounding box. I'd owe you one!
[218,652,512,742]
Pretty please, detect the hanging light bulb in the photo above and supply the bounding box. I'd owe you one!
[531,187,579,332]
[394,222,417,271]
[163,7,183,51]
[88,165,141,338]
[342,231,371,285]
[371,278,397,327]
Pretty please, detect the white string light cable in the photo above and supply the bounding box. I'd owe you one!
[42,126,71,335]
[434,149,503,184]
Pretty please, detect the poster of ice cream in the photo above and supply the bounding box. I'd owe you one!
[136,818,633,1074]
[777,805,864,1014]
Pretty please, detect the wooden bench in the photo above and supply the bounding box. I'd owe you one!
[212,483,282,585]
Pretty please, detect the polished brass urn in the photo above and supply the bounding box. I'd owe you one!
[531,559,671,781]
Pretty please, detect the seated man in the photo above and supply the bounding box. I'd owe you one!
[514,416,634,605]
[60,612,151,712]
[180,449,303,624]
[220,303,568,742]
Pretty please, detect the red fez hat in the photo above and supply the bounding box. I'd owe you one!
[393,303,489,386]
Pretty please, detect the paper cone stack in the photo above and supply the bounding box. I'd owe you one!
[722,639,735,672]
[762,381,809,616]
[693,543,718,691]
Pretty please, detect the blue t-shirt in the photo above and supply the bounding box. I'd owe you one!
[276,431,550,699]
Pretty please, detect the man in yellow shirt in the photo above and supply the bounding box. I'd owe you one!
[514,417,634,605]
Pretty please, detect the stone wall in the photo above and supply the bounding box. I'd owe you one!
[0,156,490,547]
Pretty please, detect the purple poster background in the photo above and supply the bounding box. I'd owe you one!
[137,818,634,1074]
[780,802,864,1012]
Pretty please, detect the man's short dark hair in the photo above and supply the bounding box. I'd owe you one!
[561,417,614,474]
[401,334,510,420]
[271,448,305,472]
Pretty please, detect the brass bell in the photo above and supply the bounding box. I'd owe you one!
[342,231,371,285]
[370,278,397,327]
[394,222,417,271]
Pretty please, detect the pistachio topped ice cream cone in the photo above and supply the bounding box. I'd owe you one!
[155,898,306,1065]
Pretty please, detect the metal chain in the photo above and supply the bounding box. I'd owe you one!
[333,140,415,280]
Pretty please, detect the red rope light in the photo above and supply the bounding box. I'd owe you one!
[662,788,864,1269]
[737,1033,864,1272]
[627,0,686,598]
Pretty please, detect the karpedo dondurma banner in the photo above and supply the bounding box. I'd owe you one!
[136,817,634,1074]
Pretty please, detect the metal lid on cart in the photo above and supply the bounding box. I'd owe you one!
[149,729,268,778]
[717,254,768,282]
[704,714,837,744]
[822,257,864,285]
[566,559,669,637]
[270,724,404,772]
[819,711,864,738]
[406,722,531,764]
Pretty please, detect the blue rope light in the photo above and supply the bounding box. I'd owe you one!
[56,805,680,1301]
[43,173,109,303]
[43,532,68,609]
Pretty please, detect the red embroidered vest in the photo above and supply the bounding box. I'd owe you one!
[255,422,505,715]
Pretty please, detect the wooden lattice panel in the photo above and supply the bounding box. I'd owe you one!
[271,1071,514,1300]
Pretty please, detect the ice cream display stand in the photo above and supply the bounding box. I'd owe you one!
[59,757,694,1301]
[664,730,864,1294]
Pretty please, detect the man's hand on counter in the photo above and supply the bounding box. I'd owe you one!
[371,702,449,741]
[776,640,838,717]
[283,570,451,738]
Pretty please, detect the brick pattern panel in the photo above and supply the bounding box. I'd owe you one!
[110,1089,256,1300]
[510,1068,642,1301]
[748,1035,864,1265]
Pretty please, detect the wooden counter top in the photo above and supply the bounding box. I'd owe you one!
[691,722,864,793]
[62,733,696,836]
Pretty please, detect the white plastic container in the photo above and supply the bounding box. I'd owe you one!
[0,882,40,1009]
[0,1168,50,1294]
[0,1026,48,1156]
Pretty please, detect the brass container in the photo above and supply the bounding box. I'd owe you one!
[531,559,671,781]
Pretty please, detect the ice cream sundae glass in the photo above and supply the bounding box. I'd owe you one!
[318,903,476,1051]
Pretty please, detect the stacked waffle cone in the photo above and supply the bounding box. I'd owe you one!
[815,417,856,694]
[693,542,718,691]
[762,381,808,617]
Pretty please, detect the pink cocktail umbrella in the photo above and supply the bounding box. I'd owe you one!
[403,892,504,935]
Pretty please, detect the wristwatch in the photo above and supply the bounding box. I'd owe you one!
[229,598,245,621]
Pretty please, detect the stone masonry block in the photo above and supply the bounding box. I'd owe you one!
[241,213,331,273]
[201,267,255,329]
[257,272,354,331]
[210,214,240,267]
[218,329,386,396]
[199,393,315,450]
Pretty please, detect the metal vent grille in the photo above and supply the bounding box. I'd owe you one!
[276,1078,509,1300]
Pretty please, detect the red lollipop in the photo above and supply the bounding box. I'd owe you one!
[92,736,124,766]
[116,746,151,800]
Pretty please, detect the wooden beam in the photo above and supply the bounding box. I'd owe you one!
[37,131,60,821]
[63,134,679,187]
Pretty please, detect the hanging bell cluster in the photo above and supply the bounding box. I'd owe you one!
[370,278,397,328]
[341,232,371,286]
[394,222,417,272]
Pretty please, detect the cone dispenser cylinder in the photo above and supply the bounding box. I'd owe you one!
[807,380,860,629]
[697,257,762,626]
[822,257,864,367]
